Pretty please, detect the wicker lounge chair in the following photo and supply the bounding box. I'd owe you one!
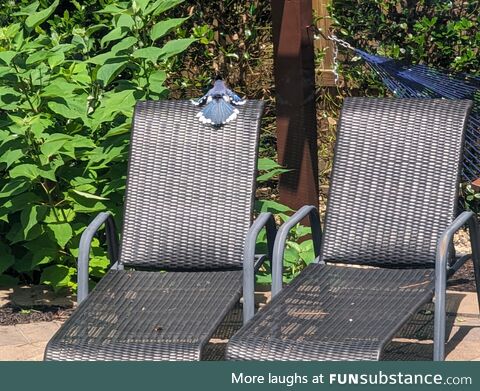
[44,100,276,361]
[227,98,480,361]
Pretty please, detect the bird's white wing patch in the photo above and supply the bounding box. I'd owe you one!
[191,95,208,106]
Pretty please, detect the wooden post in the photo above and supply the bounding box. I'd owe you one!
[312,0,336,86]
[271,0,319,213]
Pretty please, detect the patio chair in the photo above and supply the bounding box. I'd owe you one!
[44,99,277,361]
[226,98,480,361]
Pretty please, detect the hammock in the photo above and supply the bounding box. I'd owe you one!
[330,38,480,181]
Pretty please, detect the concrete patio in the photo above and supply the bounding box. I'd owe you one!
[1,289,479,361]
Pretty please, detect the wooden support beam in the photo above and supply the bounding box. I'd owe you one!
[271,0,319,213]
[312,0,336,86]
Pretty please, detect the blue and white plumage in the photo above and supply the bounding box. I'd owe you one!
[191,79,246,126]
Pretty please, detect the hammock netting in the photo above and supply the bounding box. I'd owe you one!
[355,49,480,182]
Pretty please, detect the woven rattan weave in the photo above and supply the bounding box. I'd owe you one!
[227,264,434,360]
[45,100,264,361]
[121,100,263,270]
[227,98,474,361]
[321,98,468,268]
[45,270,242,360]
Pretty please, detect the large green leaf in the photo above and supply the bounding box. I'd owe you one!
[47,223,73,248]
[28,115,53,137]
[21,204,48,238]
[87,54,115,68]
[258,158,282,171]
[149,0,184,16]
[0,180,30,198]
[0,86,22,109]
[101,27,129,47]
[132,39,194,62]
[40,264,76,292]
[96,57,129,87]
[41,79,80,98]
[116,14,135,29]
[96,4,125,14]
[133,0,151,12]
[30,248,58,268]
[158,38,196,60]
[47,51,65,69]
[89,256,110,278]
[48,97,88,123]
[7,222,44,244]
[9,164,40,180]
[40,134,72,158]
[0,149,24,168]
[150,17,188,41]
[148,70,167,94]
[100,89,137,113]
[26,50,49,65]
[69,191,107,213]
[132,46,164,62]
[13,1,39,16]
[111,37,138,54]
[25,0,59,30]
[90,90,136,130]
[0,51,18,65]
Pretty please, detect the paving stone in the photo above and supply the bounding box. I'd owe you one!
[0,326,28,347]
[445,326,480,361]
[0,342,47,361]
[447,291,479,316]
[15,321,62,344]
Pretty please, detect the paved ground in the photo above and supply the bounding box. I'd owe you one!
[0,289,479,361]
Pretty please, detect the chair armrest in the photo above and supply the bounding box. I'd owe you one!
[434,211,480,360]
[243,212,277,324]
[436,211,479,271]
[77,211,119,304]
[272,205,322,298]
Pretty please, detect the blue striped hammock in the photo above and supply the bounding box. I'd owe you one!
[353,49,480,182]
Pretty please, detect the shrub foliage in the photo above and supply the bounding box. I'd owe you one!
[0,0,195,289]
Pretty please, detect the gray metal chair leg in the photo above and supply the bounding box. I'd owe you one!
[468,216,480,313]
[434,211,480,361]
[433,255,447,361]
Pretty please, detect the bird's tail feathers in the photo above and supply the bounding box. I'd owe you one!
[197,98,239,125]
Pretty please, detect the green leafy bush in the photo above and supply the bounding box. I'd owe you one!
[326,0,480,97]
[330,0,480,74]
[0,0,195,290]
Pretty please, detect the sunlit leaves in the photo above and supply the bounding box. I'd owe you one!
[0,0,196,293]
[150,17,188,41]
[25,0,59,30]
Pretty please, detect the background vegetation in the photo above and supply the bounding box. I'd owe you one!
[0,0,479,291]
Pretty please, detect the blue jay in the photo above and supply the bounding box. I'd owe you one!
[191,78,246,126]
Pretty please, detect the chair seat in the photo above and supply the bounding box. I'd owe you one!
[45,269,242,361]
[227,264,434,361]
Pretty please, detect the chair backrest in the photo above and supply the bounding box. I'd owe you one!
[321,98,472,268]
[119,100,264,270]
